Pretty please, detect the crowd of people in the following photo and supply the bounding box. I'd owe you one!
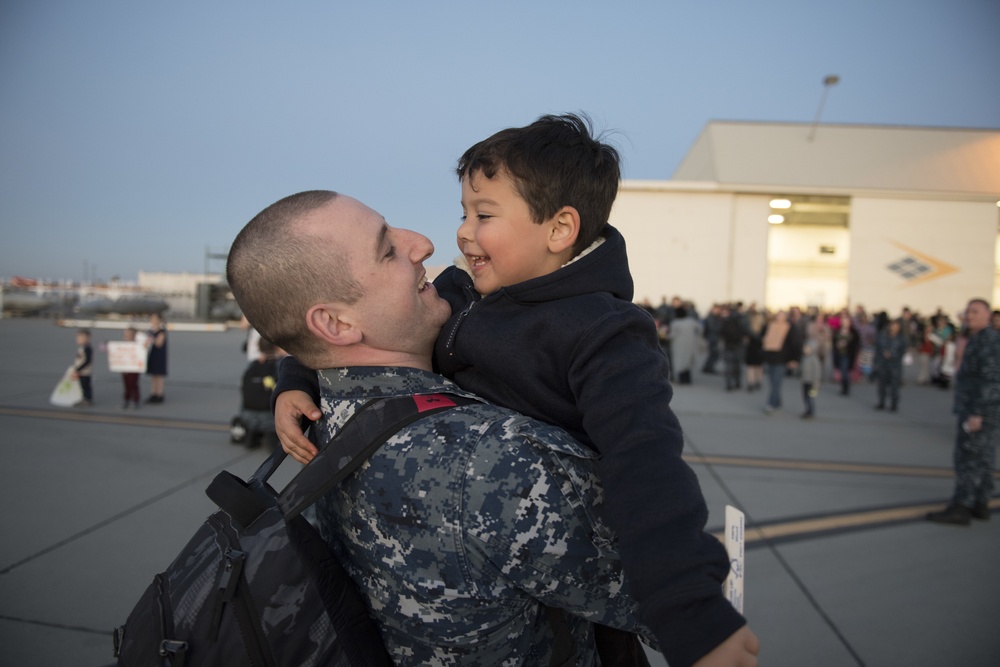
[640,296,998,530]
[639,297,974,418]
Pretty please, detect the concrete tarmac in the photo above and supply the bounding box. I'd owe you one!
[0,318,996,666]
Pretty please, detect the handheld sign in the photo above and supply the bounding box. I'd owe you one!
[107,341,147,373]
[724,505,745,614]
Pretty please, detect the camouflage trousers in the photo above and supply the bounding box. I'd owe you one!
[953,418,997,508]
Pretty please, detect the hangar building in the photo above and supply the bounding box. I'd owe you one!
[611,121,1000,316]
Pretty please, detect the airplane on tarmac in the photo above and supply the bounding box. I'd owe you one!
[75,294,169,316]
[0,290,57,315]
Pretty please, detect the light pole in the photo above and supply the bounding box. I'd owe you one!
[807,75,840,142]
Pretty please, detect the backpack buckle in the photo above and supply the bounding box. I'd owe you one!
[160,639,189,656]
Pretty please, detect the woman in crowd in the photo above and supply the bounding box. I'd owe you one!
[832,314,860,396]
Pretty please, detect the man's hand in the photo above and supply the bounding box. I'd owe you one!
[275,390,322,464]
[691,626,759,667]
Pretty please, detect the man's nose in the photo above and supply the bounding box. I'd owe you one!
[404,229,434,262]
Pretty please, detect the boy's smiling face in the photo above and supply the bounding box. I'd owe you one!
[458,170,571,295]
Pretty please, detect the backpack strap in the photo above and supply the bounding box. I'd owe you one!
[277,393,479,520]
[207,392,479,526]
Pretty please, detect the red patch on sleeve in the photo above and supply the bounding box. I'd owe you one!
[413,394,458,412]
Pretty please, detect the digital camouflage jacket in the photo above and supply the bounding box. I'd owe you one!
[954,327,1000,420]
[312,366,653,666]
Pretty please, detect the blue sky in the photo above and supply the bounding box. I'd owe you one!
[1,0,998,283]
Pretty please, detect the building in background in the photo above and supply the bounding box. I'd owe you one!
[612,121,1000,316]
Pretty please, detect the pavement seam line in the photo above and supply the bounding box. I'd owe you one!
[0,405,230,431]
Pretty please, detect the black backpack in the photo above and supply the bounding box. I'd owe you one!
[113,393,477,667]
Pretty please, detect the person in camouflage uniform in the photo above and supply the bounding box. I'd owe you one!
[228,191,682,666]
[314,366,651,665]
[873,319,908,412]
[927,299,1000,526]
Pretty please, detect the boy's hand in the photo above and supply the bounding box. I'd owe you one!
[275,390,321,464]
[965,415,983,433]
[691,626,759,667]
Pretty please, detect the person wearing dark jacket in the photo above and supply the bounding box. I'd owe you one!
[702,305,723,374]
[720,306,746,391]
[71,328,94,407]
[832,316,861,396]
[274,114,757,667]
[874,320,907,411]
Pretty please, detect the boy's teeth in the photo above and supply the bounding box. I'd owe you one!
[417,276,427,291]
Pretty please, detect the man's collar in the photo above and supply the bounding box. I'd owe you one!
[317,366,462,401]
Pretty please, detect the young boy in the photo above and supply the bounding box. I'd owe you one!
[274,114,756,666]
[799,322,822,419]
[71,329,94,407]
[232,338,281,450]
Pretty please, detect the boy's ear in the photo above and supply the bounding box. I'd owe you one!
[547,206,580,254]
[305,303,362,348]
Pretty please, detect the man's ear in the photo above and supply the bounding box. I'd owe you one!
[547,206,580,254]
[305,303,362,347]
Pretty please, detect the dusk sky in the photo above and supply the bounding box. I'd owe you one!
[2,0,998,283]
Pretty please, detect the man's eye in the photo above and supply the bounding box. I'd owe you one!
[384,246,397,260]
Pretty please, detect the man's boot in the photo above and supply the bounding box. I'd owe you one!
[971,502,991,521]
[926,504,972,526]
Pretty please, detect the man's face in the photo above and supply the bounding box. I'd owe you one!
[457,171,565,295]
[310,196,451,356]
[965,301,990,333]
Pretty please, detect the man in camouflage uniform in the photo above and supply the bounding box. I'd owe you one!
[927,299,1000,526]
[873,319,907,412]
[228,191,669,666]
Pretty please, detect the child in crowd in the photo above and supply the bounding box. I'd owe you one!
[799,323,822,419]
[231,338,281,450]
[120,326,142,409]
[71,329,93,407]
[274,114,756,666]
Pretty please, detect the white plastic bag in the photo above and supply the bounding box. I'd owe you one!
[50,365,83,407]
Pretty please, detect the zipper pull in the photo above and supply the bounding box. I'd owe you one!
[208,548,246,640]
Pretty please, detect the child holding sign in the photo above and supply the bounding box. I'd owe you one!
[107,326,146,409]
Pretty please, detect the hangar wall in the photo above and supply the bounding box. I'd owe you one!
[614,184,999,316]
[848,198,996,315]
[611,188,768,309]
